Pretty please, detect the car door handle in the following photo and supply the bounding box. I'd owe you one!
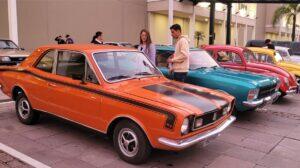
[47,83,57,87]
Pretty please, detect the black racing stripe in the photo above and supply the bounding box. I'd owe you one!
[0,68,176,129]
[143,84,218,112]
[162,82,229,107]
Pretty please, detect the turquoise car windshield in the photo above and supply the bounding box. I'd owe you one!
[190,51,219,69]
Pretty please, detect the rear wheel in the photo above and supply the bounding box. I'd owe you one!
[113,120,151,164]
[15,92,39,125]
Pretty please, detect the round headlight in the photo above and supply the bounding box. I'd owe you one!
[181,118,189,135]
[0,56,11,62]
[247,89,259,101]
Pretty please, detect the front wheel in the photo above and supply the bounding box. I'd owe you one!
[113,120,151,164]
[15,93,40,125]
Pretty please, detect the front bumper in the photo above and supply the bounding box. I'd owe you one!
[286,86,298,95]
[242,91,281,108]
[158,116,236,150]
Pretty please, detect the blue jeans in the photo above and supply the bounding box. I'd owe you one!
[173,72,188,82]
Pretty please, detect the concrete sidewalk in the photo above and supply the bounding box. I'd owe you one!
[0,91,300,168]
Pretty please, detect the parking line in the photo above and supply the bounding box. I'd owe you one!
[0,142,51,168]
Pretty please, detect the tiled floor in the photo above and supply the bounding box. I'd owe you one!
[0,91,300,168]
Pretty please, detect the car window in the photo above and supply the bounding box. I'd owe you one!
[216,51,242,64]
[254,53,274,64]
[243,50,257,62]
[93,51,161,82]
[36,50,55,73]
[86,63,99,84]
[56,51,85,78]
[156,50,173,68]
[0,40,19,49]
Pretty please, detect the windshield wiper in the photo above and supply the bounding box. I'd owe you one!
[134,72,154,76]
[193,67,207,70]
[107,75,131,81]
[2,47,14,49]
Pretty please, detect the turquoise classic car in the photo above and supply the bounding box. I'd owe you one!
[156,45,281,112]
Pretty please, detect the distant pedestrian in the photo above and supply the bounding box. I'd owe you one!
[265,39,275,50]
[91,31,104,44]
[65,34,74,44]
[55,35,66,44]
[167,24,190,82]
[138,29,156,64]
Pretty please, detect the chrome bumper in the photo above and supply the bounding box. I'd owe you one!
[286,86,298,95]
[158,116,236,150]
[242,91,281,108]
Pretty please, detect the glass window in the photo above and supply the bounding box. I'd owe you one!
[254,53,274,64]
[156,50,173,68]
[189,51,219,69]
[36,50,55,73]
[243,50,257,62]
[216,51,242,64]
[86,64,98,84]
[93,51,161,82]
[56,51,85,78]
[274,52,283,62]
[0,40,19,49]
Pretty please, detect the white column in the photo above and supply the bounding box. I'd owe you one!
[235,14,238,46]
[189,6,195,47]
[8,0,19,45]
[244,24,248,46]
[168,0,174,45]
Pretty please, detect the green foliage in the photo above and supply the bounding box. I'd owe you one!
[272,4,300,41]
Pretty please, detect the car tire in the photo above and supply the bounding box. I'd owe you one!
[113,120,151,164]
[15,92,39,125]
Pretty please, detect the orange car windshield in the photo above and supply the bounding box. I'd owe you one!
[93,51,161,82]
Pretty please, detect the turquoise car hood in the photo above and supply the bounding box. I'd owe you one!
[198,67,277,88]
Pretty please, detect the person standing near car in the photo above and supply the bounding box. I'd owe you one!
[138,29,156,64]
[65,34,74,44]
[91,31,104,44]
[265,39,275,50]
[167,24,190,82]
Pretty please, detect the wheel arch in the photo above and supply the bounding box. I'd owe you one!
[106,115,154,147]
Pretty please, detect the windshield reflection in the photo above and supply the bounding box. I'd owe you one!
[190,50,219,70]
[0,40,19,49]
[93,51,161,82]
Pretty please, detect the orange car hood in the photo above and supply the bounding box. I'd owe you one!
[119,81,230,116]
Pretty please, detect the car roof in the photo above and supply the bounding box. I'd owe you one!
[39,44,137,53]
[155,45,202,51]
[247,47,275,55]
[204,45,247,52]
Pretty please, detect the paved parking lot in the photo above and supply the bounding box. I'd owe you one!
[0,91,300,168]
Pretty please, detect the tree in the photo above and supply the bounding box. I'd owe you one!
[272,4,300,41]
[195,31,205,47]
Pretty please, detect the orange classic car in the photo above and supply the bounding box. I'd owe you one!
[0,44,235,164]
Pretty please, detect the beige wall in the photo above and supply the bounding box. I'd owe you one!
[0,0,9,39]
[15,0,147,51]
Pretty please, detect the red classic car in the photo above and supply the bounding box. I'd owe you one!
[0,44,235,164]
[202,45,299,97]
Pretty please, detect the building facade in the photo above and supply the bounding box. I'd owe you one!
[0,0,147,51]
[148,0,257,47]
[255,3,300,41]
[1,0,299,51]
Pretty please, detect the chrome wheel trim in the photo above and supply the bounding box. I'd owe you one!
[17,98,30,119]
[118,128,139,157]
